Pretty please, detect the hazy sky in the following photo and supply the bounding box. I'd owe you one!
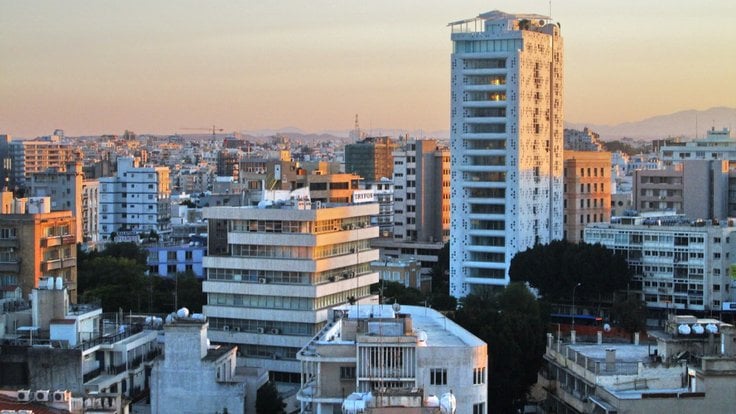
[1,0,735,137]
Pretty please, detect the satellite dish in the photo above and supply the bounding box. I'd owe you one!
[392,303,401,312]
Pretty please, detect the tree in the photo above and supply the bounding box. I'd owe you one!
[374,281,425,306]
[78,256,147,312]
[611,292,647,338]
[256,381,285,414]
[453,283,546,413]
[509,240,632,304]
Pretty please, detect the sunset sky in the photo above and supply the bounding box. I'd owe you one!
[1,0,734,137]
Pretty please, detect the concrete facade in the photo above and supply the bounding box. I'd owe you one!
[297,305,488,414]
[0,281,161,414]
[82,179,99,244]
[146,244,206,278]
[539,316,736,414]
[660,127,735,166]
[202,194,380,380]
[0,195,78,302]
[9,137,79,190]
[449,11,564,296]
[632,160,729,220]
[563,151,612,243]
[584,214,736,312]
[345,136,396,182]
[29,162,85,244]
[150,317,247,414]
[99,156,171,241]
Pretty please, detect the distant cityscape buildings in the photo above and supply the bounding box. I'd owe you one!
[449,11,564,297]
[1,6,736,412]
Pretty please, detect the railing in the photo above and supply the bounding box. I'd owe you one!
[83,367,102,383]
[77,325,143,351]
[550,343,641,376]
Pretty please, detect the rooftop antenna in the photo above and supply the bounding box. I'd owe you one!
[549,0,552,17]
[695,113,698,139]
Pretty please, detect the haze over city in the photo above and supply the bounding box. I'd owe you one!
[2,0,735,137]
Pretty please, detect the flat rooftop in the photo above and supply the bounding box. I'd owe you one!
[326,304,485,348]
[567,343,651,363]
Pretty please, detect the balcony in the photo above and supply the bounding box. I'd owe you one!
[0,238,19,248]
[42,260,63,272]
[0,255,21,273]
[41,234,76,248]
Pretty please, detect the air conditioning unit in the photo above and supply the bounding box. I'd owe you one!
[258,277,268,284]
[35,390,50,402]
[270,328,281,335]
[53,390,70,402]
[223,325,230,331]
[17,390,31,402]
[257,327,265,334]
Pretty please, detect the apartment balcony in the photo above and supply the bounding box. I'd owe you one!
[461,68,507,76]
[0,238,19,248]
[463,116,507,124]
[42,260,64,272]
[0,258,20,273]
[463,84,506,92]
[462,100,507,108]
[42,237,62,248]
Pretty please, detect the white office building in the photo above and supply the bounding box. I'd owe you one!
[202,191,380,382]
[660,128,735,166]
[449,11,564,297]
[584,213,736,312]
[98,156,171,241]
[297,304,488,414]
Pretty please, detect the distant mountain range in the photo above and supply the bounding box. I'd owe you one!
[231,107,736,143]
[565,107,736,141]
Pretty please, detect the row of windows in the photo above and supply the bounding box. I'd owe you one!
[229,219,307,234]
[206,263,370,285]
[428,366,487,386]
[208,317,323,336]
[575,167,606,178]
[577,183,604,193]
[208,286,370,311]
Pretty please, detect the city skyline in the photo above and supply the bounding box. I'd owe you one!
[1,0,734,137]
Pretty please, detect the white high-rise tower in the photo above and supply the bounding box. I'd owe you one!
[449,11,564,297]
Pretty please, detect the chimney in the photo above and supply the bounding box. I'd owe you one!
[570,330,576,344]
[606,348,616,371]
[634,332,640,345]
[597,331,603,344]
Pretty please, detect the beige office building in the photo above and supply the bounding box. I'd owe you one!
[563,151,612,242]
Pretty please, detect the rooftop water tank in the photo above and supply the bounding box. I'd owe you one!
[176,307,190,318]
[678,324,691,335]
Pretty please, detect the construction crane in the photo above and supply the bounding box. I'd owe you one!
[180,125,225,139]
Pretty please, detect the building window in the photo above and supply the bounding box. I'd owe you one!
[430,368,447,385]
[473,367,486,385]
[340,366,356,380]
[473,403,485,414]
